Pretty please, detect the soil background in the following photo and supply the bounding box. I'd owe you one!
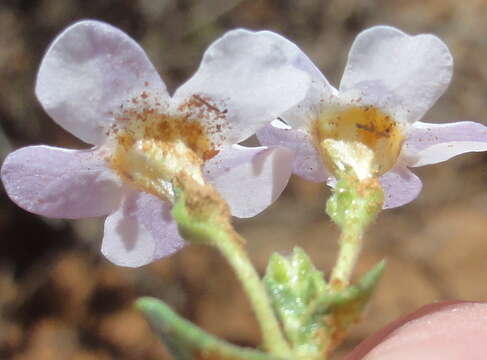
[1,1,487,359]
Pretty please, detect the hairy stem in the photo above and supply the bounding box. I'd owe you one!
[326,177,383,292]
[171,188,291,357]
[213,230,291,356]
[330,224,363,290]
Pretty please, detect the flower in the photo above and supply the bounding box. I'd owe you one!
[257,25,487,208]
[0,20,312,267]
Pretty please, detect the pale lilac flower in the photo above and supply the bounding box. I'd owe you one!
[257,26,487,208]
[0,20,311,267]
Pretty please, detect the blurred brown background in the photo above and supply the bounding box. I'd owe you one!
[1,0,487,359]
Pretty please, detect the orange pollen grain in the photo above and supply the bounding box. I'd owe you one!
[112,108,219,161]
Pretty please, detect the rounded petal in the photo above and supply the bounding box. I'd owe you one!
[403,121,487,167]
[278,44,338,130]
[1,145,122,218]
[256,120,329,182]
[340,26,453,123]
[358,302,487,360]
[102,191,185,267]
[283,80,338,131]
[204,144,294,218]
[380,165,423,209]
[36,20,167,145]
[173,29,311,145]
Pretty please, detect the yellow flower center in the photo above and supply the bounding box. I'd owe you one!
[313,105,404,179]
[106,94,220,202]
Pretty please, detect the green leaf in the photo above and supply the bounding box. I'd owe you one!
[264,248,329,360]
[311,260,386,349]
[136,297,284,360]
[265,251,385,358]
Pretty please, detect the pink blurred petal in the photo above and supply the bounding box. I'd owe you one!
[173,29,311,145]
[204,144,294,218]
[36,20,167,145]
[340,26,452,123]
[360,302,487,360]
[1,145,122,218]
[380,165,423,209]
[102,191,185,267]
[403,121,487,167]
[256,120,329,182]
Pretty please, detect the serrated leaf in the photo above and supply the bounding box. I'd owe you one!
[264,248,329,359]
[136,297,284,360]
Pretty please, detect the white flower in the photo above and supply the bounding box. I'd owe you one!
[1,20,312,266]
[257,26,487,208]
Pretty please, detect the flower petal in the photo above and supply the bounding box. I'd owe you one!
[204,144,294,218]
[278,45,337,130]
[102,191,184,267]
[1,145,122,218]
[283,81,338,131]
[173,29,311,145]
[380,165,423,209]
[340,26,452,123]
[256,120,329,182]
[402,121,487,167]
[36,20,167,145]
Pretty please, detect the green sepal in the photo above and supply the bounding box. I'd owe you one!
[326,177,383,231]
[264,247,329,359]
[136,297,284,360]
[171,188,226,245]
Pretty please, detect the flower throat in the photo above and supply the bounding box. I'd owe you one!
[107,95,219,202]
[313,105,404,179]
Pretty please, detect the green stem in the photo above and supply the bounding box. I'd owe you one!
[329,224,363,291]
[213,232,292,356]
[171,189,291,357]
[325,177,383,292]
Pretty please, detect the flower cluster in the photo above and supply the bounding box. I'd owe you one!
[3,21,487,270]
